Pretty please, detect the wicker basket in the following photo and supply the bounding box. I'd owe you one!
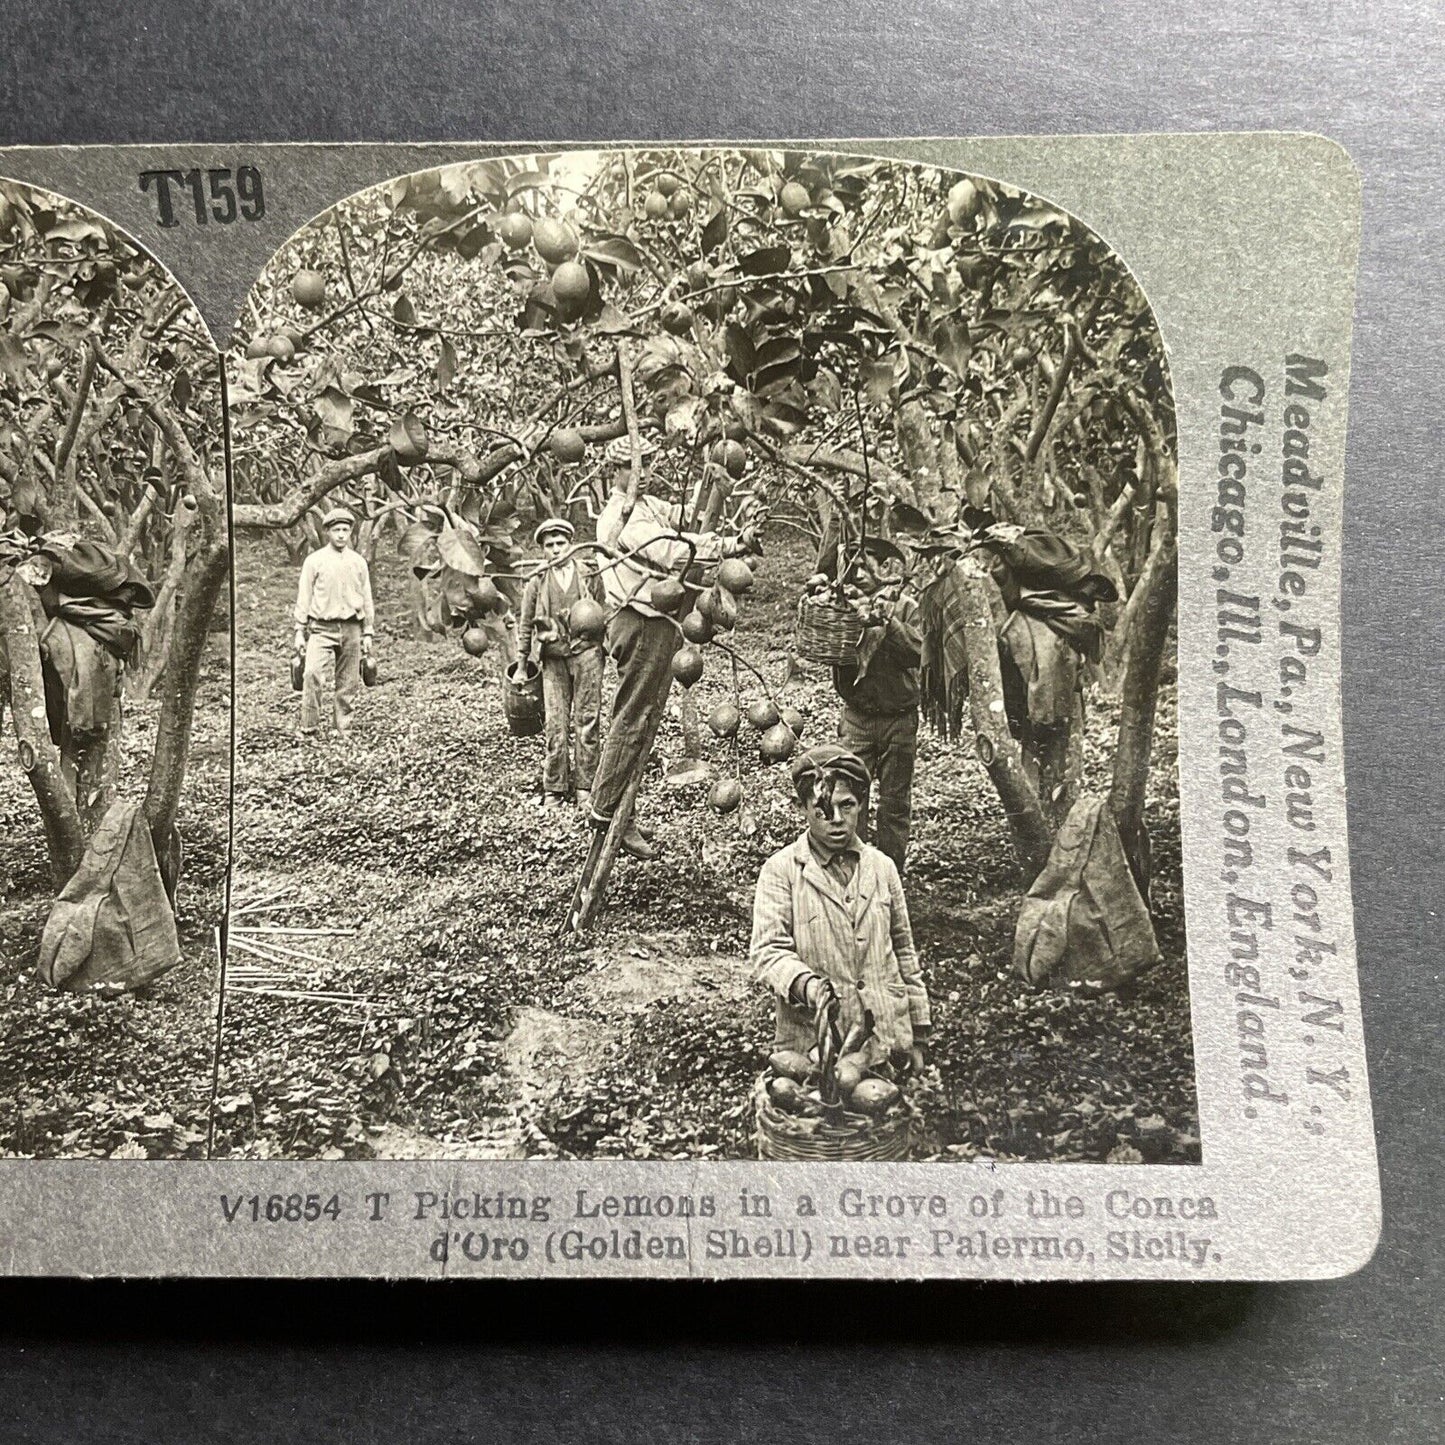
[794,594,863,667]
[754,1074,916,1162]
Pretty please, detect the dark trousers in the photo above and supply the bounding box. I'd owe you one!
[590,608,679,822]
[838,702,918,870]
[542,649,603,797]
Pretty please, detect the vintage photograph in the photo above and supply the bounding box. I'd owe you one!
[220,146,1197,1164]
[0,180,230,1159]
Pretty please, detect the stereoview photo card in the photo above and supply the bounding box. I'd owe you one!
[0,137,1377,1278]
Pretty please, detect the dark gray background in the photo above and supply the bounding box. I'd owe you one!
[0,1,1438,1440]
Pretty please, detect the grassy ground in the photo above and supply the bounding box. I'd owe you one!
[221,523,1199,1165]
[0,633,229,1159]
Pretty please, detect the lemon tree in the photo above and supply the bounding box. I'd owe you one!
[0,180,226,891]
[230,148,1175,890]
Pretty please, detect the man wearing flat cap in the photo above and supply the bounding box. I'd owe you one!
[293,506,375,737]
[750,744,930,1073]
[517,516,606,810]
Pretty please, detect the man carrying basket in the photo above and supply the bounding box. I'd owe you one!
[292,506,376,740]
[517,517,606,811]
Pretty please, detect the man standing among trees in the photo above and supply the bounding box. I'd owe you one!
[292,507,375,739]
[829,539,924,873]
[517,516,606,812]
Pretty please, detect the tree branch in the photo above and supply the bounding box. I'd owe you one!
[141,541,229,867]
[51,342,97,525]
[1107,519,1177,888]
[947,559,1054,875]
[1023,319,1077,465]
[617,342,643,515]
[88,338,223,538]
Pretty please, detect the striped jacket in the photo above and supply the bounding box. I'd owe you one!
[750,833,930,1062]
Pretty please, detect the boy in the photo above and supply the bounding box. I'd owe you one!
[517,516,606,810]
[750,744,930,1073]
[293,507,375,737]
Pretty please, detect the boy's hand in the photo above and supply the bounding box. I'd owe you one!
[800,974,836,1013]
[292,626,306,652]
[908,1043,927,1075]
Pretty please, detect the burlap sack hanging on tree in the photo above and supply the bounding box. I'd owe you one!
[36,800,182,992]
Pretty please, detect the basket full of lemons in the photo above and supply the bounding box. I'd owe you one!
[755,1004,917,1162]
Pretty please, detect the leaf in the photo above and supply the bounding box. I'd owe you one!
[860,358,897,407]
[389,412,429,459]
[723,323,755,380]
[760,400,808,438]
[46,217,106,245]
[312,386,354,435]
[753,336,801,371]
[397,518,440,560]
[436,336,457,392]
[738,245,791,277]
[663,396,705,438]
[933,315,972,376]
[0,332,29,384]
[582,236,644,273]
[1007,203,1074,234]
[593,302,634,334]
[728,392,767,437]
[170,367,193,410]
[392,294,418,327]
[807,366,843,412]
[454,225,491,261]
[503,169,551,198]
[436,522,488,577]
[700,207,727,256]
[27,319,91,346]
[889,499,931,536]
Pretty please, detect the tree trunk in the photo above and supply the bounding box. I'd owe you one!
[1108,525,1177,889]
[131,495,195,700]
[698,475,729,534]
[949,561,1054,875]
[0,575,85,884]
[358,516,380,566]
[680,691,701,761]
[893,400,948,519]
[142,542,229,889]
[69,710,123,839]
[1025,701,1083,833]
[48,344,97,529]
